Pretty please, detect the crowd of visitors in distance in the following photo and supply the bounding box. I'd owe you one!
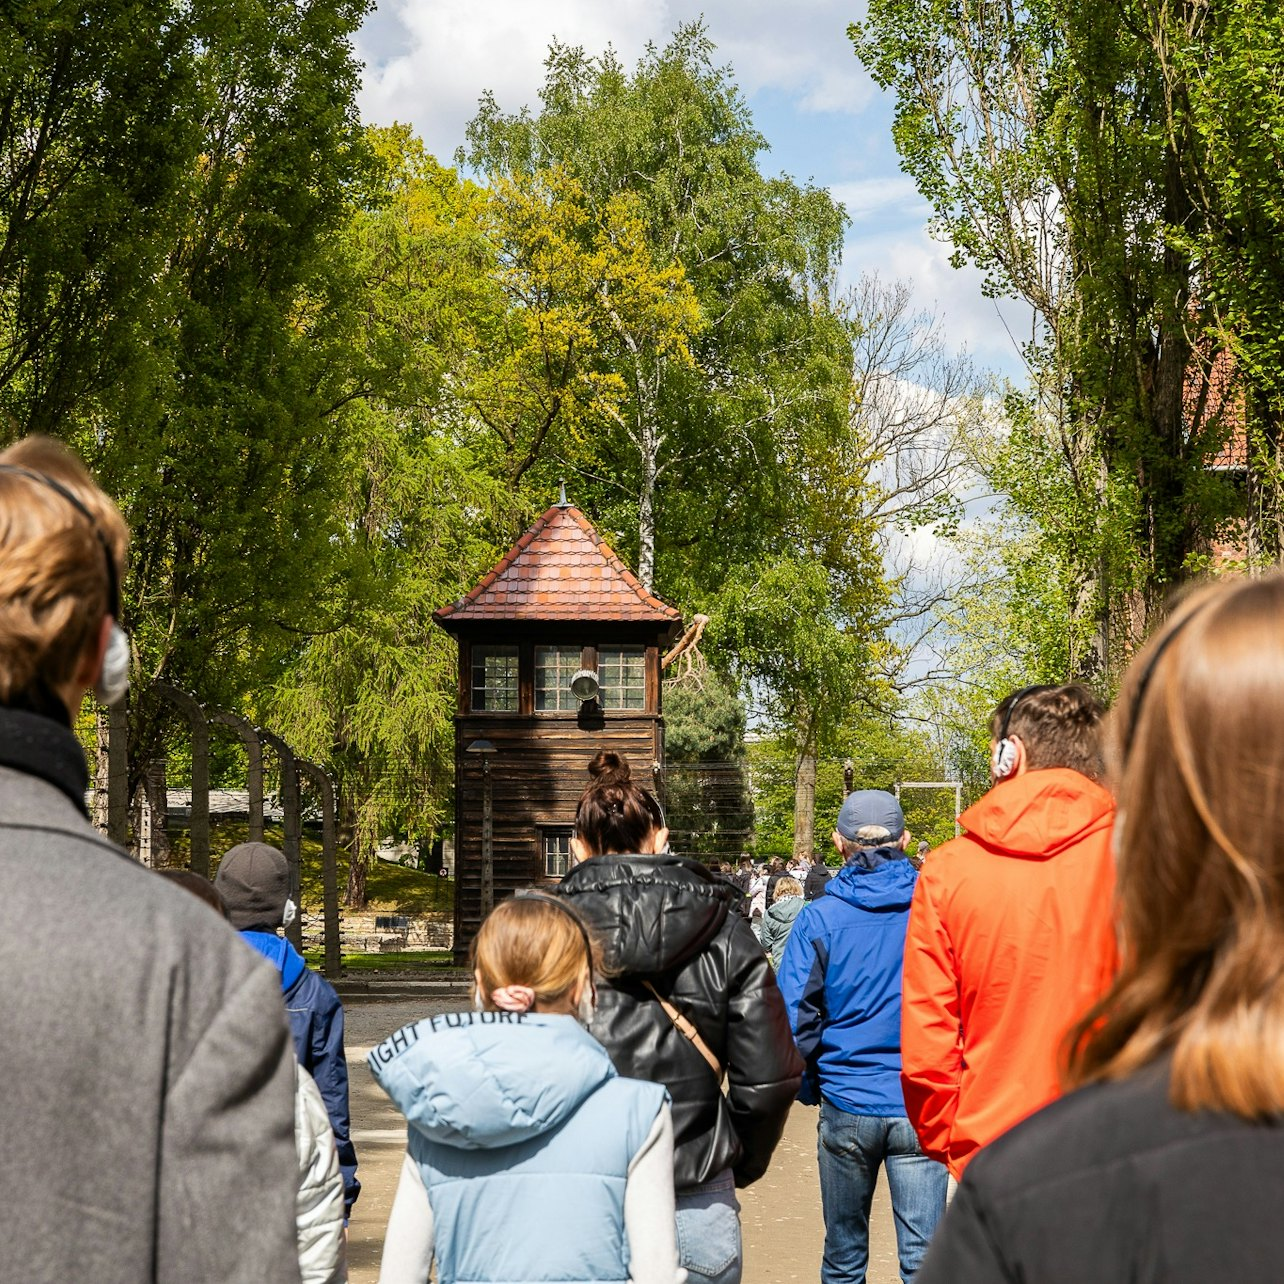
[5,434,1284,1284]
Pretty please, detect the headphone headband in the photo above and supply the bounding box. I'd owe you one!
[999,684,1050,742]
[0,464,120,618]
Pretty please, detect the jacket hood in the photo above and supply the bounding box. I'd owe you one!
[240,930,307,993]
[766,895,803,924]
[559,853,732,976]
[368,1012,614,1151]
[959,767,1115,859]
[828,852,917,911]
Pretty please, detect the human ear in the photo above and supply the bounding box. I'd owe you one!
[831,830,844,855]
[569,835,589,865]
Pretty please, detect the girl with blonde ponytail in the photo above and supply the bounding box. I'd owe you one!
[369,893,684,1284]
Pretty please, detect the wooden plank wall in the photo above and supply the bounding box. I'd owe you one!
[453,713,663,956]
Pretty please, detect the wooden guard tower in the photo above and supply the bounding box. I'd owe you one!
[434,496,683,958]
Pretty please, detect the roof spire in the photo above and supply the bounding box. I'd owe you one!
[557,478,569,508]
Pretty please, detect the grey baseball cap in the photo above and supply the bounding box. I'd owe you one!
[835,790,905,845]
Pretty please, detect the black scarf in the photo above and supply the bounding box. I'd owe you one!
[0,704,91,817]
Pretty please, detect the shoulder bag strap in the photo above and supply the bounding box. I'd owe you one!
[641,980,725,1084]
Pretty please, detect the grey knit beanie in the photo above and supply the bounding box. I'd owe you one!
[214,842,289,931]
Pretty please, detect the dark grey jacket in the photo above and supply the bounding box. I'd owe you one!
[917,1056,1284,1283]
[0,758,301,1283]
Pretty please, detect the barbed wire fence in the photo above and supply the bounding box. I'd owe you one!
[657,752,963,865]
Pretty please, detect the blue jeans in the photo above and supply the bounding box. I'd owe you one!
[675,1169,742,1284]
[817,1100,947,1284]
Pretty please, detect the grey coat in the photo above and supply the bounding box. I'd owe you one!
[0,762,302,1283]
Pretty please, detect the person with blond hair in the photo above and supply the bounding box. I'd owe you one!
[918,575,1284,1281]
[0,437,301,1281]
[760,875,804,971]
[370,892,684,1284]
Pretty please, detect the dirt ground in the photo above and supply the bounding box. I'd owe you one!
[343,999,903,1284]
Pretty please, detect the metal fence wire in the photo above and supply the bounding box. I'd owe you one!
[656,754,959,864]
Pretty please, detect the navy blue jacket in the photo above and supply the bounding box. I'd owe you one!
[244,932,360,1214]
[777,850,918,1117]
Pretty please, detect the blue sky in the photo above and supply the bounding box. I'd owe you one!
[354,0,1030,382]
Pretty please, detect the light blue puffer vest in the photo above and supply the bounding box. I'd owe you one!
[369,1011,667,1284]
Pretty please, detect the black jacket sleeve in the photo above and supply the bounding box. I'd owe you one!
[721,916,805,1186]
[916,1179,1016,1283]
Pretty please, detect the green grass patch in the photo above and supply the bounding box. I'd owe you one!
[169,821,454,914]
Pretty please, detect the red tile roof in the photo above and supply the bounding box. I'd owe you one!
[435,504,682,627]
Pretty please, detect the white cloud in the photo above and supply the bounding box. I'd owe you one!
[829,176,929,223]
[355,0,876,161]
[842,226,1035,376]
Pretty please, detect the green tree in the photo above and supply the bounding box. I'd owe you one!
[464,24,851,596]
[1171,2,1284,558]
[0,2,374,817]
[466,27,888,862]
[851,0,1244,677]
[662,671,752,862]
[0,2,194,433]
[267,128,513,906]
[460,166,703,497]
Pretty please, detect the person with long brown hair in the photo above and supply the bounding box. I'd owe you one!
[917,574,1284,1282]
[559,751,803,1284]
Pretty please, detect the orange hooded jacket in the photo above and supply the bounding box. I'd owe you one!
[900,767,1118,1179]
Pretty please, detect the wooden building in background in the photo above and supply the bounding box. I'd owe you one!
[434,497,683,958]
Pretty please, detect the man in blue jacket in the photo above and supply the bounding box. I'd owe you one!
[778,791,947,1284]
[215,841,360,1219]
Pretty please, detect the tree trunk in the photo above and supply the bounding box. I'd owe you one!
[793,749,817,863]
[340,786,367,909]
[636,364,662,591]
[638,445,657,591]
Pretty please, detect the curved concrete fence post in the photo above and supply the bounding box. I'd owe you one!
[209,710,265,842]
[104,700,129,847]
[259,728,303,952]
[297,760,341,981]
[152,682,210,878]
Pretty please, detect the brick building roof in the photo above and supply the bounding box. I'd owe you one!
[435,503,681,628]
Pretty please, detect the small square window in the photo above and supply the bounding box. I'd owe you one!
[471,645,518,712]
[535,646,581,711]
[543,827,573,878]
[599,646,646,710]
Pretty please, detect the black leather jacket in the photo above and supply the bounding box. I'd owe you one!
[560,853,804,1191]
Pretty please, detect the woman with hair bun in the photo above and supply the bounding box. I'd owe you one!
[560,751,804,1284]
[918,573,1284,1282]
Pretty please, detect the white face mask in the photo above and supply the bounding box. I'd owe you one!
[282,897,298,929]
[95,622,130,706]
[577,982,597,1028]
